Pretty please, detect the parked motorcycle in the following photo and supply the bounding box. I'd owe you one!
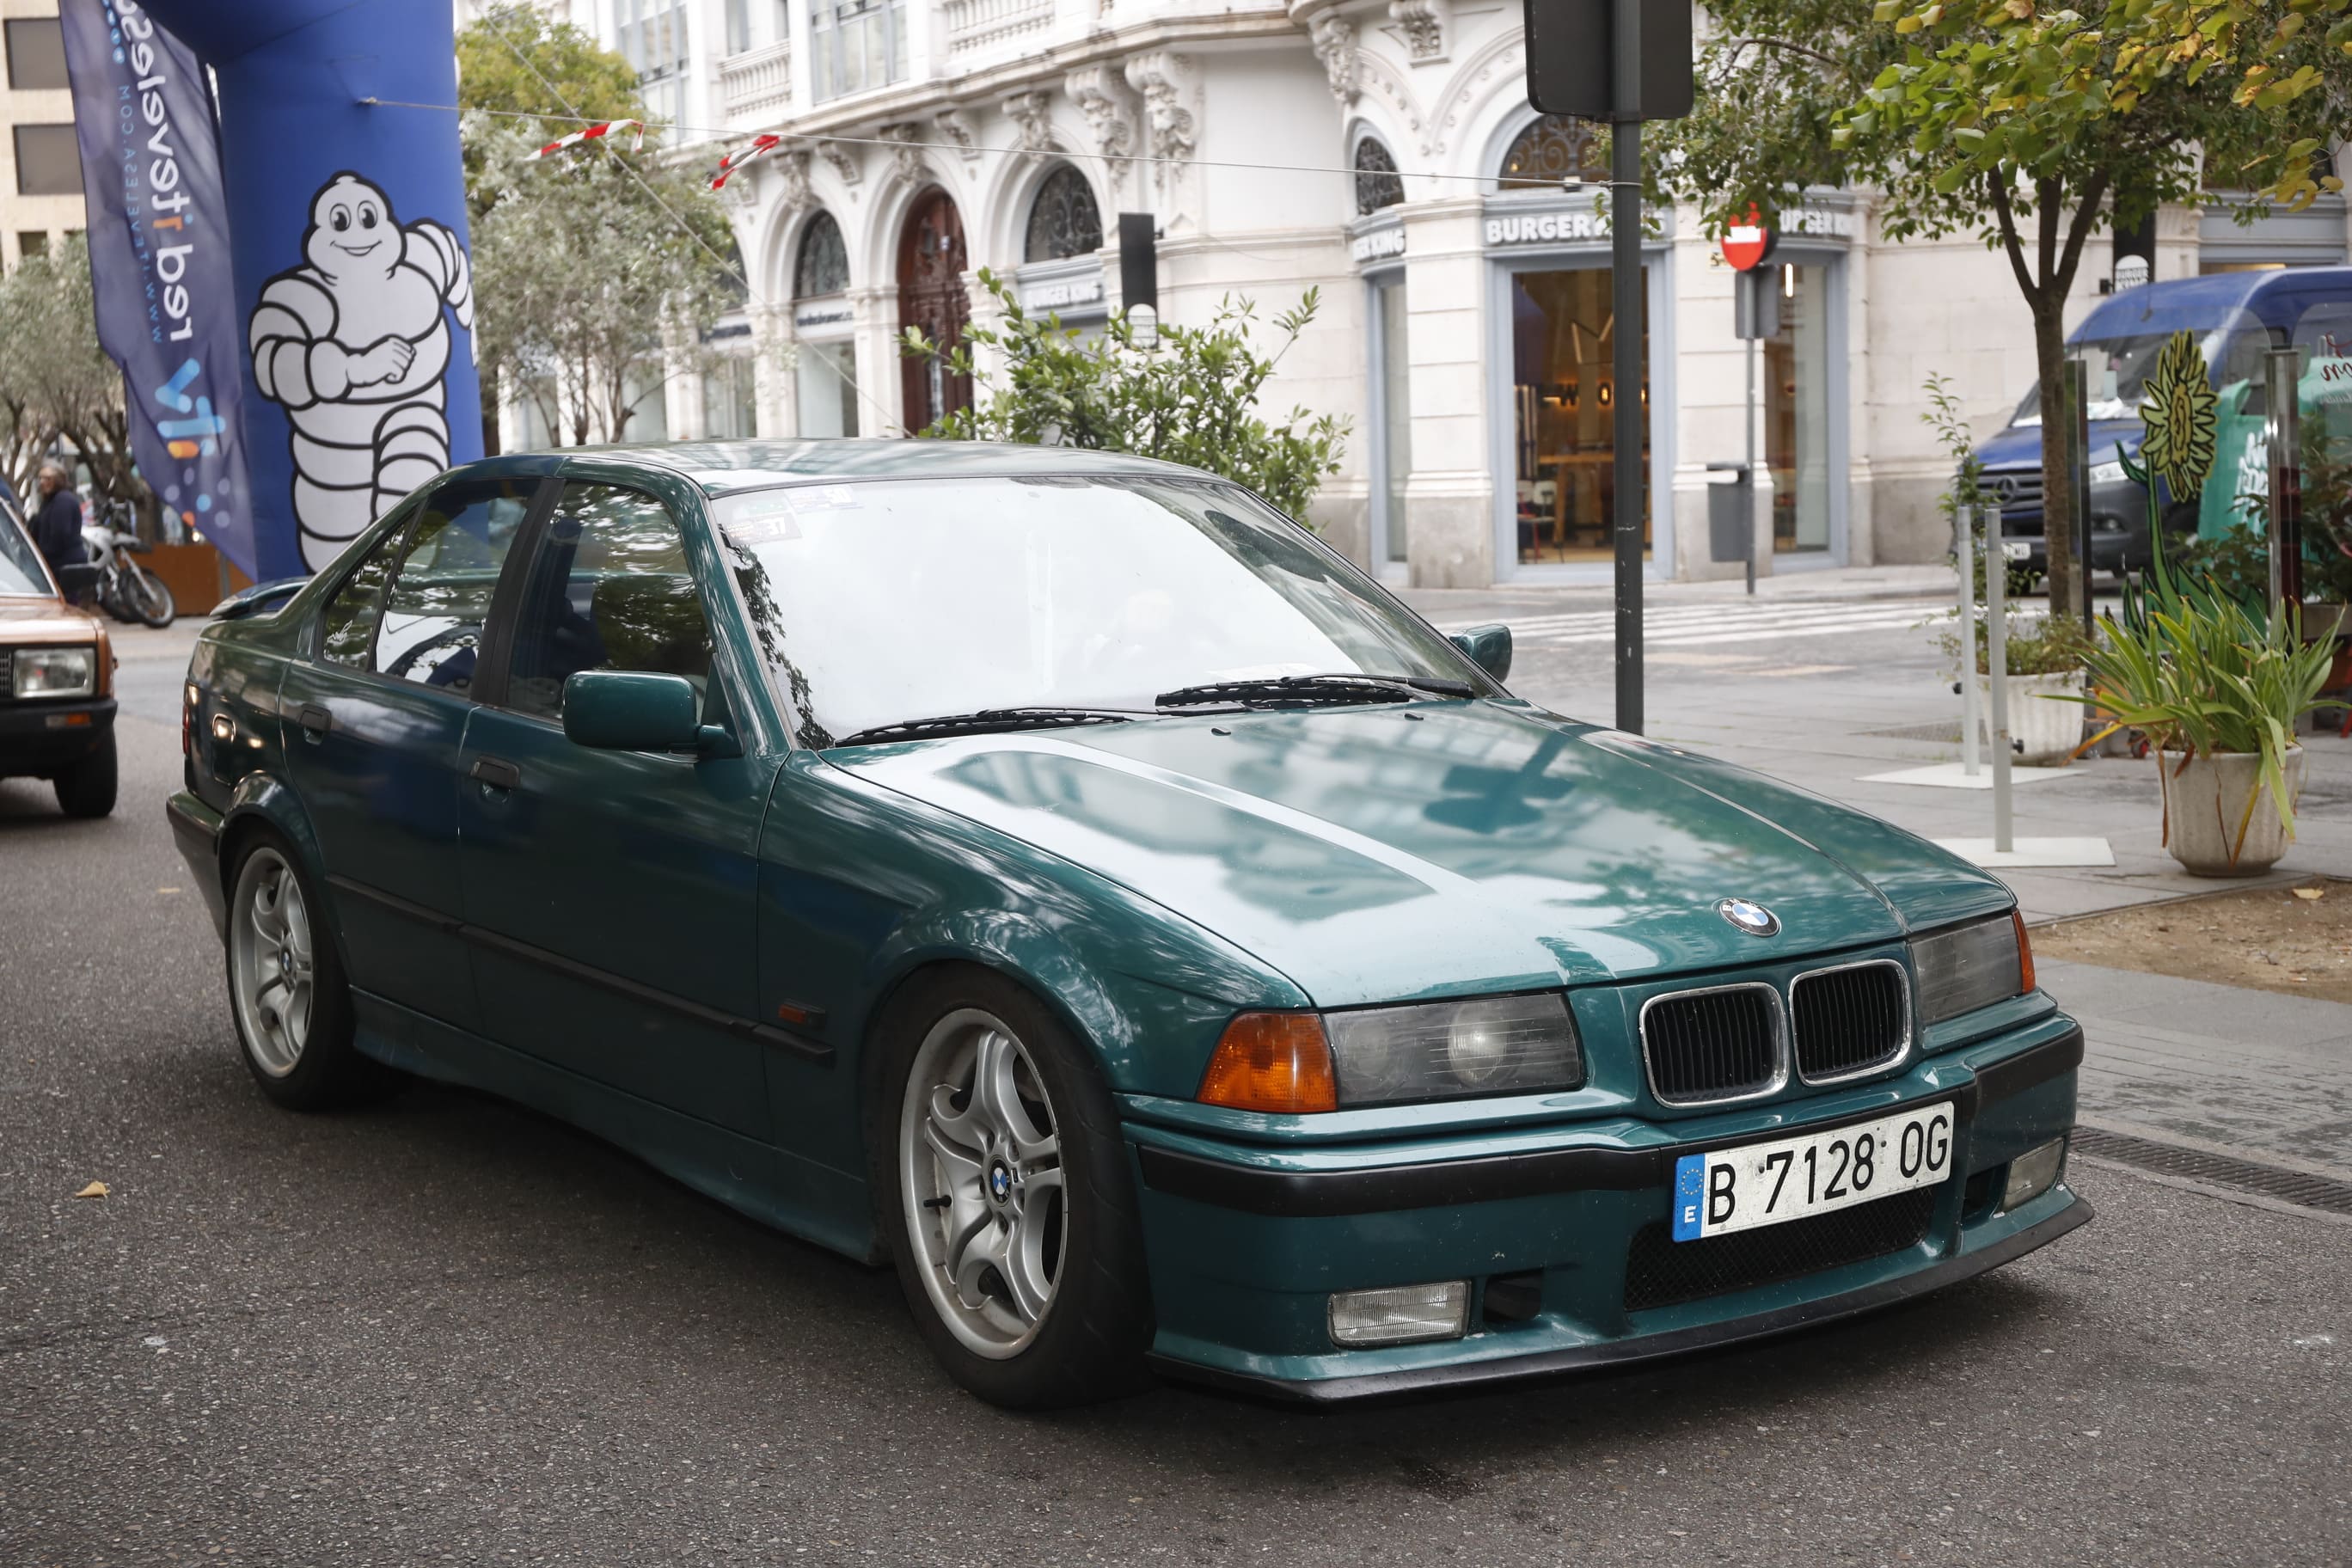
[80,500,176,628]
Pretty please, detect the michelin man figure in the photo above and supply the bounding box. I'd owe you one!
[249,173,475,570]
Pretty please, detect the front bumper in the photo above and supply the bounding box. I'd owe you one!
[1125,1019,2087,1400]
[0,695,114,775]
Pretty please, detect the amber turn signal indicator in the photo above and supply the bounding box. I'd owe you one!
[2012,910,2036,995]
[1197,1012,1338,1114]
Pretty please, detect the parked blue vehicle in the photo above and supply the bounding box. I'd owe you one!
[1974,266,2352,579]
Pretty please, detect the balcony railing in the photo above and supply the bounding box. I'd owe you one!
[940,0,1053,54]
[716,38,793,129]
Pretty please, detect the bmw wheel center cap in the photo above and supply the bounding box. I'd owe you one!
[1717,897,1780,937]
[989,1164,1013,1201]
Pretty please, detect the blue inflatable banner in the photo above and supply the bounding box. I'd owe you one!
[58,0,256,581]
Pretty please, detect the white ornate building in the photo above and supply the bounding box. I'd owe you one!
[540,0,2352,587]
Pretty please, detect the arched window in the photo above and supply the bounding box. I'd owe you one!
[1498,114,1606,189]
[1353,137,1404,215]
[1022,164,1104,263]
[793,211,848,298]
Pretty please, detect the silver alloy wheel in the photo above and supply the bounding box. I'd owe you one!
[898,1008,1067,1359]
[229,848,315,1077]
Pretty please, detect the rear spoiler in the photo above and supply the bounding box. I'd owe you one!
[209,576,310,620]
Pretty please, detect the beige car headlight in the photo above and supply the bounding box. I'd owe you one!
[13,646,95,699]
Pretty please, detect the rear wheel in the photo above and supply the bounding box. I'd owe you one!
[52,732,116,818]
[874,967,1153,1408]
[226,834,396,1109]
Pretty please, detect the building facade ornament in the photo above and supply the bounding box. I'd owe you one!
[1388,0,1446,60]
[1309,14,1359,105]
[771,147,813,216]
[1003,89,1056,159]
[1121,51,1196,189]
[1063,65,1134,159]
[815,139,861,187]
[878,122,928,187]
[934,107,980,161]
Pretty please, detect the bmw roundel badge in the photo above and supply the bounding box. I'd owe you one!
[1717,897,1780,937]
[989,1165,1012,1200]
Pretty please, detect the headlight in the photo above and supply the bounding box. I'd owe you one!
[1909,912,2031,1024]
[2088,460,2128,485]
[13,646,95,699]
[1324,992,1583,1106]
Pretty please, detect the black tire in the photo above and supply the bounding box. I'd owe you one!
[869,965,1155,1408]
[224,829,400,1111]
[126,564,175,628]
[52,732,117,818]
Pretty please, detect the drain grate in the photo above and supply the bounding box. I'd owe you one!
[2070,1126,2352,1216]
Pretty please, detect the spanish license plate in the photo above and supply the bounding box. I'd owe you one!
[1672,1101,1957,1242]
[2002,540,2031,560]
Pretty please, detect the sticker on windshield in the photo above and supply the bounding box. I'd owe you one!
[787,483,861,513]
[721,495,801,548]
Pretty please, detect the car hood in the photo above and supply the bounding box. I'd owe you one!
[0,594,100,640]
[829,702,2011,1008]
[1976,420,2141,471]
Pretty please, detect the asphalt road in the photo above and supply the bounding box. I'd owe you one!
[3,637,2349,1567]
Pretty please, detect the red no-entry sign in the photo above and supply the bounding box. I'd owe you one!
[1722,206,1774,272]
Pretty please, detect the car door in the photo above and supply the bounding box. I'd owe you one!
[456,477,774,1140]
[278,474,543,1032]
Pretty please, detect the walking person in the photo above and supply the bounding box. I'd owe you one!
[30,462,87,591]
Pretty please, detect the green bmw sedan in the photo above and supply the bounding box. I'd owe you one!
[167,441,2089,1406]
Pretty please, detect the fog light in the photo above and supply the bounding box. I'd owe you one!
[2000,1137,2066,1213]
[1327,1281,1468,1348]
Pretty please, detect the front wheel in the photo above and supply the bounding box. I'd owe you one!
[52,732,116,818]
[873,967,1153,1408]
[225,834,397,1109]
[124,563,175,627]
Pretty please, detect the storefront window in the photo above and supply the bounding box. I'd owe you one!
[1024,165,1104,263]
[1355,139,1404,215]
[796,344,859,438]
[1766,263,1832,552]
[1498,116,1606,193]
[704,353,758,438]
[1511,268,1649,564]
[1374,278,1411,563]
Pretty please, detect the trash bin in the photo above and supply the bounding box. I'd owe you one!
[1705,462,1751,565]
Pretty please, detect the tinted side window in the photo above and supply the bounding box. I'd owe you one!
[318,520,407,667]
[372,478,535,692]
[505,482,712,721]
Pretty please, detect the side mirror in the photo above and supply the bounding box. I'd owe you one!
[1449,623,1513,685]
[563,671,702,751]
[55,561,101,597]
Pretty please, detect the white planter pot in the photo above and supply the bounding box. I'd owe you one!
[2160,747,2306,877]
[1975,671,2085,765]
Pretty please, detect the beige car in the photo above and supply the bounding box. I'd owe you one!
[0,496,116,817]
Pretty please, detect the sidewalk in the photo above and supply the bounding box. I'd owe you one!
[2047,956,2352,1180]
[1404,561,1963,620]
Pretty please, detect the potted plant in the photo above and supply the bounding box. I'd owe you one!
[2076,592,2334,874]
[1939,613,2098,765]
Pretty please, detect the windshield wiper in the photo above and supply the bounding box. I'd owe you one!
[1155,673,1475,709]
[834,707,1140,747]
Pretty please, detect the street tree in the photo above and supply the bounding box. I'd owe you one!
[468,117,739,447]
[0,235,156,527]
[455,5,646,222]
[1652,0,2349,617]
[900,273,1349,524]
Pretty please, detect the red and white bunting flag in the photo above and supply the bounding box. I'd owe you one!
[711,133,784,190]
[524,119,646,162]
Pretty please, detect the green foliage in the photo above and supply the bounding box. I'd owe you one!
[2069,592,2334,848]
[1939,611,2100,677]
[469,116,739,447]
[0,235,156,528]
[2224,419,2352,603]
[456,6,647,222]
[1921,371,2034,602]
[900,272,1349,524]
[2167,524,2275,606]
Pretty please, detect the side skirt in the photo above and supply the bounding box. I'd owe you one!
[351,989,883,1265]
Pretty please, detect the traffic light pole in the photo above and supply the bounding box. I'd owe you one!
[1610,0,1644,735]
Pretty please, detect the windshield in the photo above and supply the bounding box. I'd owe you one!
[711,474,1488,747]
[2008,323,2277,426]
[0,505,50,596]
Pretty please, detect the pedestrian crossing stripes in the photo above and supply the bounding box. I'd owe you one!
[1436,597,1950,651]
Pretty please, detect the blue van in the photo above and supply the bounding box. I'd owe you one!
[1973,266,2352,578]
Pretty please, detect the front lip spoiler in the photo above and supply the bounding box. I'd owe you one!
[1148,1193,2094,1403]
[1137,1026,2084,1218]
